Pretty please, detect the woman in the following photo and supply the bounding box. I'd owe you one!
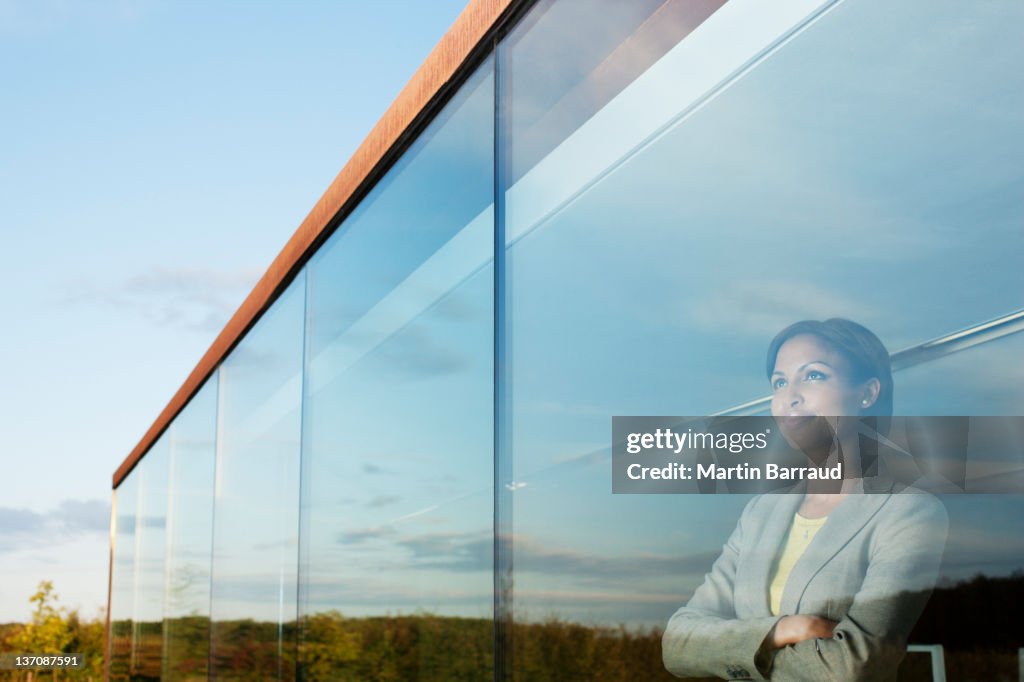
[662,319,947,681]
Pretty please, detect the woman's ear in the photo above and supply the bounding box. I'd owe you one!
[859,378,881,409]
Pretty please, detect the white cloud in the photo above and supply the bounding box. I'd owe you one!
[686,278,878,338]
[0,499,109,554]
[0,0,159,36]
[63,266,261,333]
[0,499,110,622]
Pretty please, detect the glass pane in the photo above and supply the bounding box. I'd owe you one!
[210,276,305,681]
[163,376,218,681]
[299,59,494,680]
[108,473,138,681]
[500,0,1024,679]
[131,435,169,681]
[503,0,726,186]
[897,332,1024,417]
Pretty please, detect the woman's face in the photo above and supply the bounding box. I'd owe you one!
[770,334,875,450]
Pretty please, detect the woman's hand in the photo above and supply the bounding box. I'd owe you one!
[770,615,837,647]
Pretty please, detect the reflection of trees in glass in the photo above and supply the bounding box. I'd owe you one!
[108,613,133,680]
[162,560,210,679]
[107,572,1017,682]
[129,621,163,681]
[300,612,491,681]
[7,574,1016,681]
[162,614,210,681]
[165,564,205,614]
[210,619,298,682]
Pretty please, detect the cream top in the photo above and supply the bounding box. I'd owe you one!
[769,512,829,616]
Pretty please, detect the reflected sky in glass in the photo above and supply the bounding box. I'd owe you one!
[108,472,137,681]
[164,376,217,680]
[131,433,167,678]
[102,0,1024,648]
[505,0,1024,628]
[210,274,304,680]
[299,59,494,632]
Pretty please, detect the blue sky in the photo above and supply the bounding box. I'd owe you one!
[0,0,468,622]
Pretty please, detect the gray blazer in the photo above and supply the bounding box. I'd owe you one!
[662,479,947,681]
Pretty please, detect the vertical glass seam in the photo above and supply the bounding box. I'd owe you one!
[295,269,311,682]
[493,34,512,682]
[129,463,144,677]
[161,424,176,679]
[105,488,117,681]
[208,369,224,682]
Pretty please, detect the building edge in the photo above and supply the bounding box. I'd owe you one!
[112,0,523,488]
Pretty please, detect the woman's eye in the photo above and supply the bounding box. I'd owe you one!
[772,378,787,390]
[806,370,826,381]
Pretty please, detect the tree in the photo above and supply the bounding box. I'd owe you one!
[8,582,73,656]
[1,582,106,682]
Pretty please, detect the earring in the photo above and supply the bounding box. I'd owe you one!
[862,399,870,406]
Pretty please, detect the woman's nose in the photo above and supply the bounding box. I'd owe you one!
[788,387,803,408]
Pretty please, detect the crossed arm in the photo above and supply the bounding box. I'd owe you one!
[661,494,947,681]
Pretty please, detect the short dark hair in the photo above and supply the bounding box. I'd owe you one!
[765,318,894,419]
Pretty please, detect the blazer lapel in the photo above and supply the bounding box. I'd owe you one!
[742,491,803,617]
[779,478,894,615]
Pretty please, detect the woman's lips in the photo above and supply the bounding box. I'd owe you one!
[779,414,815,429]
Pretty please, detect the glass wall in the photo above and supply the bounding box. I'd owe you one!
[163,377,218,681]
[209,277,305,681]
[500,0,1023,679]
[108,473,138,681]
[299,58,494,681]
[108,1,1024,680]
[132,435,169,681]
